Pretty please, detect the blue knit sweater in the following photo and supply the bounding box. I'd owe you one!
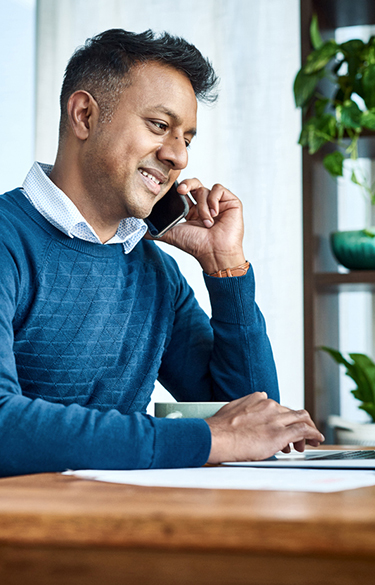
[0,189,279,476]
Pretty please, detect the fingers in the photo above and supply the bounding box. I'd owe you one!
[282,437,322,454]
[218,395,323,436]
[281,405,324,440]
[206,394,325,464]
[279,408,321,432]
[178,180,213,228]
[284,420,325,445]
[292,439,306,452]
[264,405,325,450]
[178,180,238,229]
[274,422,323,458]
[216,395,324,458]
[187,187,213,227]
[177,178,204,195]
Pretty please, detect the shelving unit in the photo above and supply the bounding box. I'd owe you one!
[316,272,375,293]
[300,0,375,434]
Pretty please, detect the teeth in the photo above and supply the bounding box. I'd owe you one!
[140,170,161,184]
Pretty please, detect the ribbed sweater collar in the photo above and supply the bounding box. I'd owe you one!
[6,189,128,258]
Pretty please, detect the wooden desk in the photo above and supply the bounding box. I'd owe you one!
[1,459,375,585]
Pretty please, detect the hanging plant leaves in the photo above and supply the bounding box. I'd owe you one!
[299,114,336,153]
[362,64,375,109]
[333,86,345,104]
[323,151,344,177]
[353,76,365,99]
[338,99,362,130]
[361,108,375,130]
[315,97,329,117]
[340,40,364,79]
[351,170,363,186]
[304,40,339,74]
[294,17,375,200]
[310,14,323,50]
[360,40,375,65]
[293,68,321,107]
[341,39,365,54]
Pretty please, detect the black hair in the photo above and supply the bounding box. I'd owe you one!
[59,28,219,135]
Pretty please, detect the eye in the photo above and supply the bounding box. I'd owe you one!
[151,120,168,131]
[185,140,191,149]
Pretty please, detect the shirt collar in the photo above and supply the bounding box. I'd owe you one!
[22,162,147,253]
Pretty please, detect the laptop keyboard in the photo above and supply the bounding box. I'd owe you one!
[309,450,375,460]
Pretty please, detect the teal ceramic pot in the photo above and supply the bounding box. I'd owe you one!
[330,230,375,269]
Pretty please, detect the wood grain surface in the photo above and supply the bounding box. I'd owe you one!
[1,457,375,584]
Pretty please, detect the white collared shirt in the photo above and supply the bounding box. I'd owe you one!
[22,162,147,253]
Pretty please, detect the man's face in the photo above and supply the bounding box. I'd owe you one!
[82,61,198,223]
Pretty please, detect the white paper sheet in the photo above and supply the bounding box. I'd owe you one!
[63,466,375,493]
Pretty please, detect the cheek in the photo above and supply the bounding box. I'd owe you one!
[114,137,158,169]
[89,122,162,177]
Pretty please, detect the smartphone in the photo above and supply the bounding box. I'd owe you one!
[144,181,189,238]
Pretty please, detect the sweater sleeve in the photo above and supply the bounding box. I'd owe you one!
[0,235,211,477]
[158,265,279,403]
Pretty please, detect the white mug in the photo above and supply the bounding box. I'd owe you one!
[154,401,227,419]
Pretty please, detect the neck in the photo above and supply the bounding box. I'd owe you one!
[50,149,120,244]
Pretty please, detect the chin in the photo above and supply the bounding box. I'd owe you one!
[121,200,151,220]
[139,200,157,219]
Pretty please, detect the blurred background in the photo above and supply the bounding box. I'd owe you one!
[0,0,304,411]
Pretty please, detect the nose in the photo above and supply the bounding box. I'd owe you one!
[157,135,188,170]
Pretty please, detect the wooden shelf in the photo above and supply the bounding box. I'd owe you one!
[301,0,375,428]
[314,0,375,30]
[315,271,375,292]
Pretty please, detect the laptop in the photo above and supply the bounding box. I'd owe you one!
[223,449,375,470]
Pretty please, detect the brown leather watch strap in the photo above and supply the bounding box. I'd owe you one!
[209,261,250,278]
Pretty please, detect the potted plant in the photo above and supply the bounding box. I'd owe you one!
[321,346,375,444]
[294,15,375,269]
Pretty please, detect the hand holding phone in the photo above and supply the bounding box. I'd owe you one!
[144,181,189,238]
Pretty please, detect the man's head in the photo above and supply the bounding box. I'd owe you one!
[52,29,219,237]
[59,28,218,138]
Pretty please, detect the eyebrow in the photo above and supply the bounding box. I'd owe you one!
[153,105,197,137]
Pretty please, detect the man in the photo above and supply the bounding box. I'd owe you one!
[0,29,323,476]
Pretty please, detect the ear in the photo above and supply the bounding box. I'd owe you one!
[67,91,99,141]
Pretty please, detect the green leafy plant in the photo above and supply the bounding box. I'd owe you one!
[321,346,375,421]
[294,15,375,204]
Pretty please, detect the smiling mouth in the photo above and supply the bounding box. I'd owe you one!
[139,169,162,185]
[138,168,167,196]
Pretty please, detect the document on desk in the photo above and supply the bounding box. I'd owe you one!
[64,466,375,493]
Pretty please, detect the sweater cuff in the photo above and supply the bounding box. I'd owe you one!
[203,264,256,325]
[150,417,211,468]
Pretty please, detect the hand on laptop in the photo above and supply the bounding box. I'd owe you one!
[205,392,325,464]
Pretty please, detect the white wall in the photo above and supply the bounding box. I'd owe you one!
[0,0,36,194]
[35,0,304,410]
